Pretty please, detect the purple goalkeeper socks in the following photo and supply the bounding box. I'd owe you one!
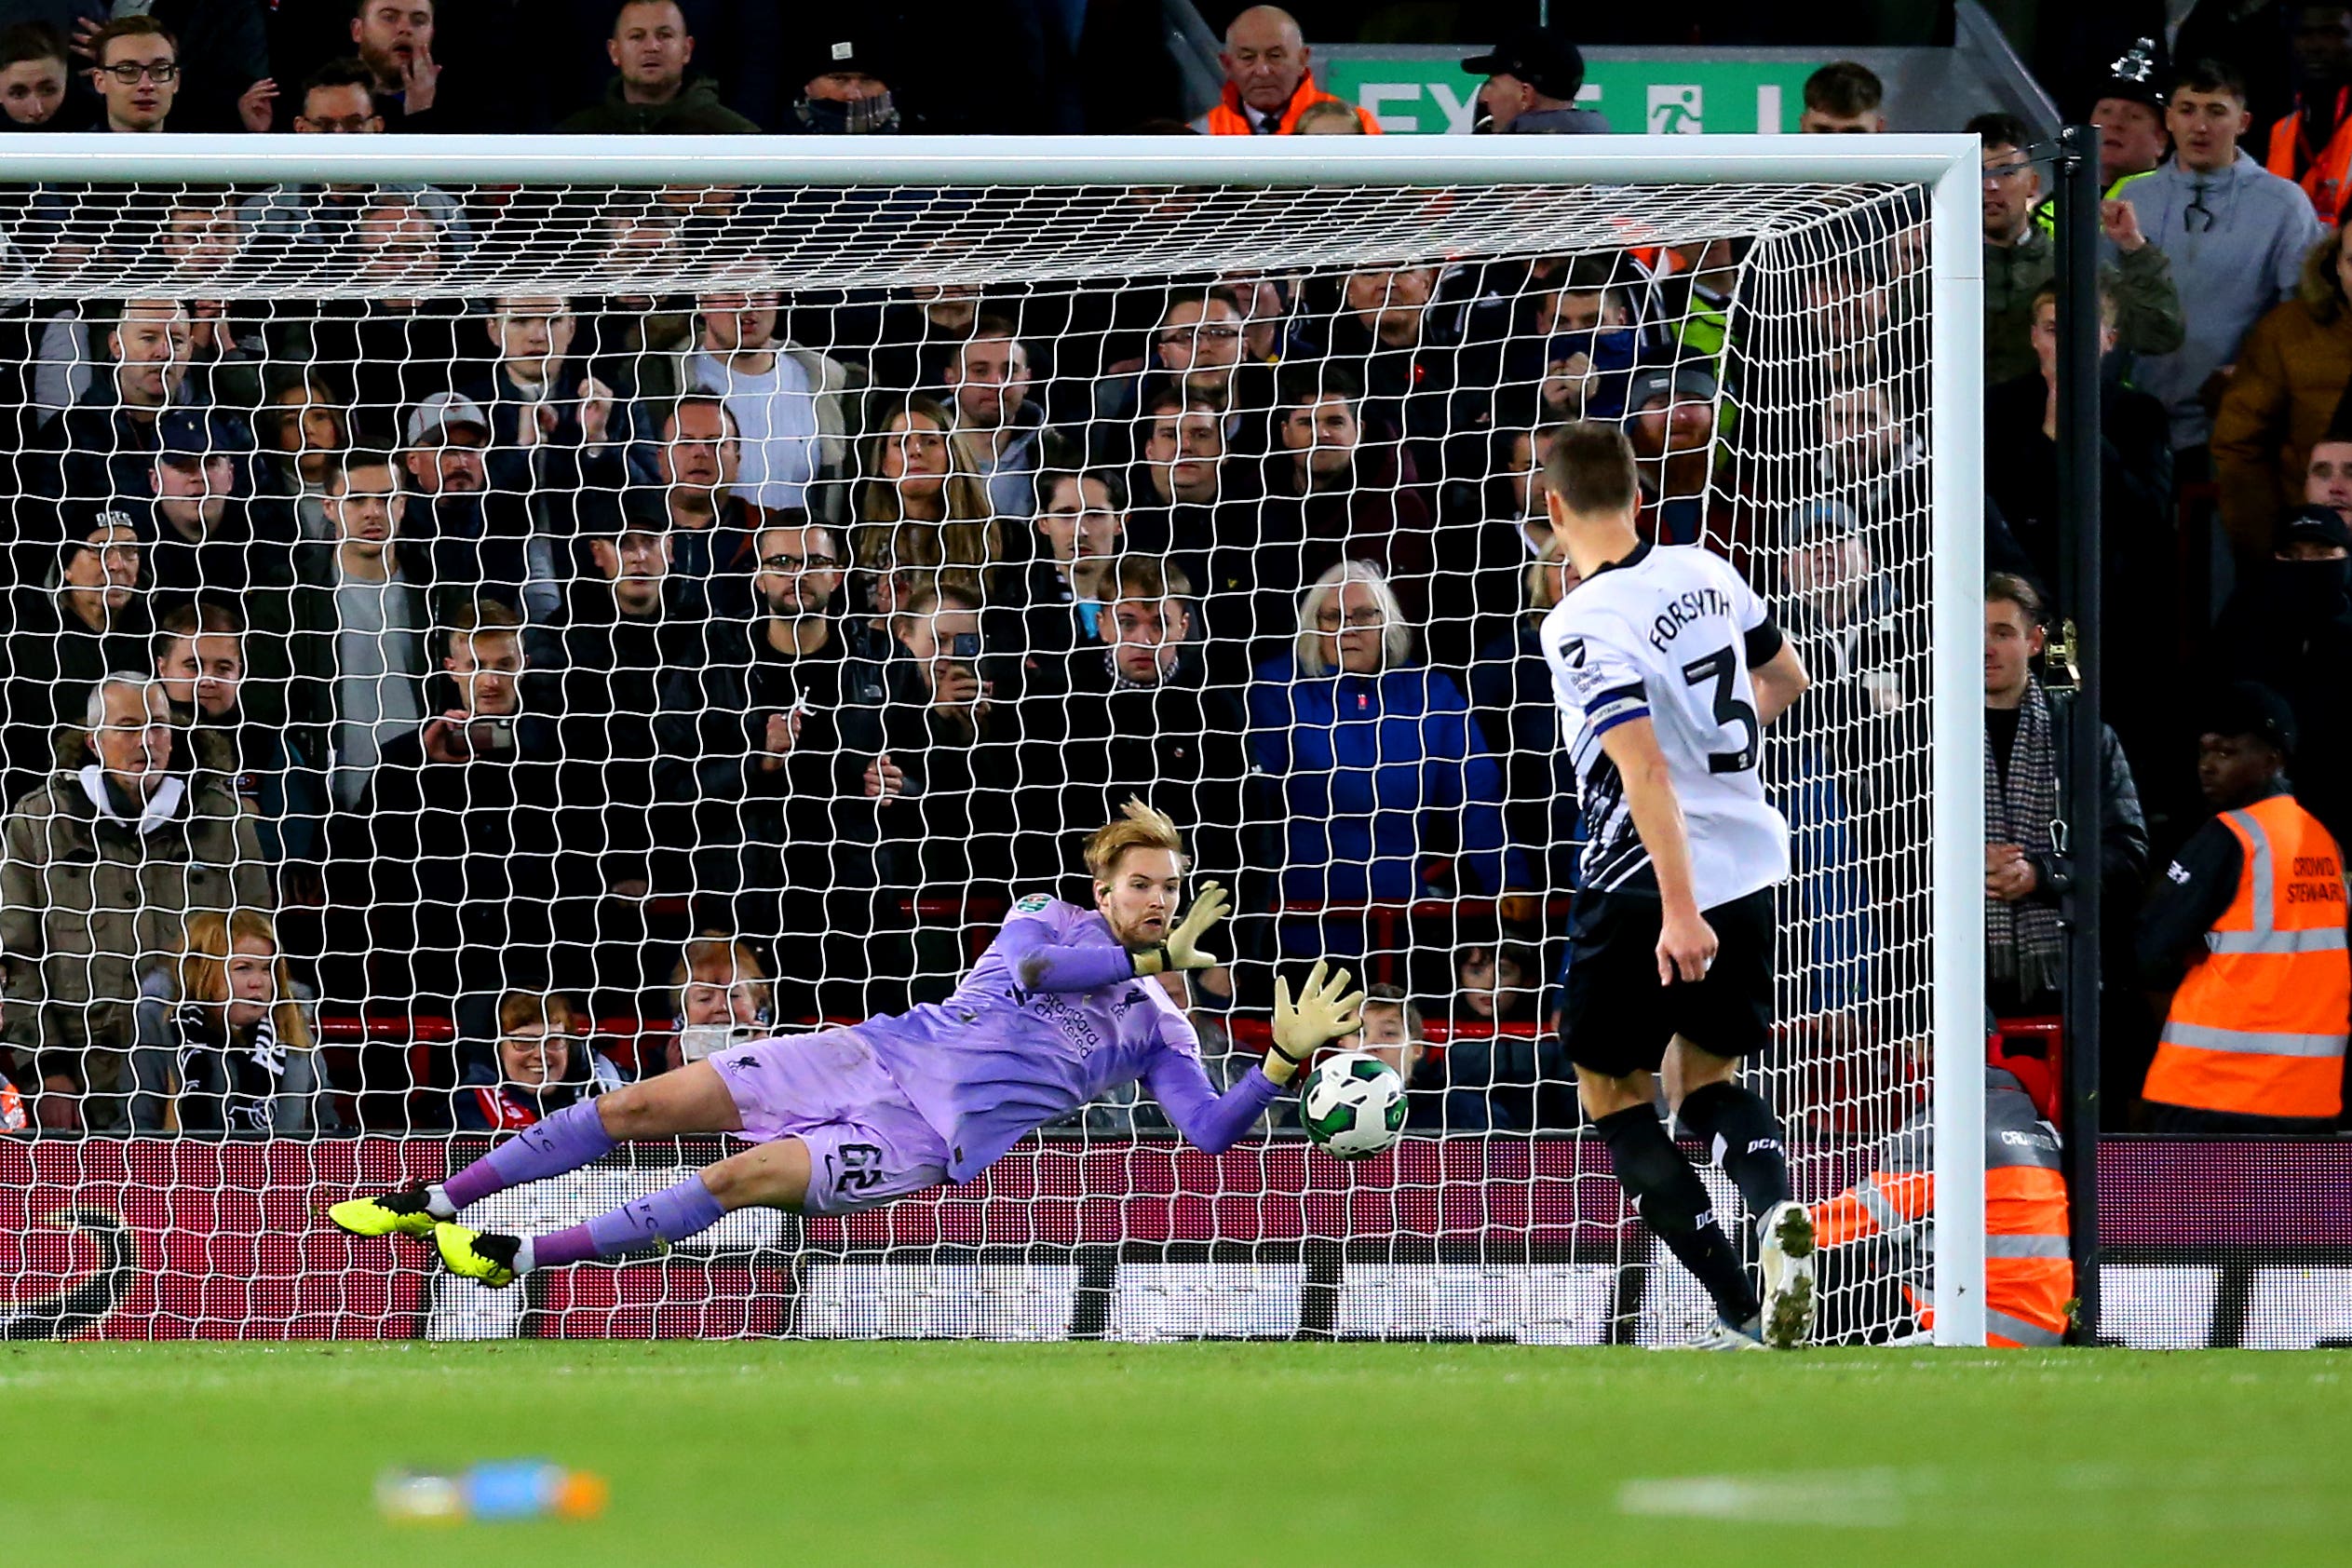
[532,1174,727,1269]
[441,1100,617,1210]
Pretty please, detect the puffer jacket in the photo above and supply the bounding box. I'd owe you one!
[2211,232,2352,554]
[1248,656,1524,903]
[0,768,270,1126]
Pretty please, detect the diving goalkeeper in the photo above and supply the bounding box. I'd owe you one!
[329,803,1364,1287]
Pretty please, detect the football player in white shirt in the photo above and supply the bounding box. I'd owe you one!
[1537,423,1818,1349]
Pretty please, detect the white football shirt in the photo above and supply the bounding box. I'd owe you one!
[1539,541,1791,909]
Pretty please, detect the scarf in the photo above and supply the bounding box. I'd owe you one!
[793,92,901,135]
[1983,680,2064,997]
[172,1003,288,1134]
[77,764,187,837]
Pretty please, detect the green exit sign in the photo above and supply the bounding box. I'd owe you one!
[1318,57,1823,136]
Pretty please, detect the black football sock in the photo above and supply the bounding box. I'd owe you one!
[1594,1103,1760,1325]
[1677,1080,1792,1233]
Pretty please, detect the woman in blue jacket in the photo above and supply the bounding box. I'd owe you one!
[1250,561,1528,939]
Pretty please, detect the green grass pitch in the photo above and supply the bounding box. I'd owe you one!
[6,1342,2345,1566]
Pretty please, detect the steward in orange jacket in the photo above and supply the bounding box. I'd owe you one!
[1192,66,1377,136]
[2266,88,2352,223]
[2139,682,2349,1134]
[1192,9,1377,136]
[1811,1065,2073,1348]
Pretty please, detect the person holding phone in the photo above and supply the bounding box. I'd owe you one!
[881,584,1048,906]
[346,601,604,1034]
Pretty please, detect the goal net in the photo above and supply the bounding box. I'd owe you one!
[0,136,1984,1346]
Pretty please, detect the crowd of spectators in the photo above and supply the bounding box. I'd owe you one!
[1971,28,2352,1134]
[0,7,2342,1143]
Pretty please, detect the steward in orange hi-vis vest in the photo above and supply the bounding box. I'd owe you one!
[2266,88,2352,223]
[2139,683,2349,1133]
[1811,1065,2073,1347]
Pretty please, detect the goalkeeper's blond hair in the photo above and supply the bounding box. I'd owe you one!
[1084,799,1188,885]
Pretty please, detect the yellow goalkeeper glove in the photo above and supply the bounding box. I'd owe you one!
[1264,960,1366,1087]
[1129,881,1229,976]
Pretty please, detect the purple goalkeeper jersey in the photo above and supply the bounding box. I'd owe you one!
[856,895,1284,1181]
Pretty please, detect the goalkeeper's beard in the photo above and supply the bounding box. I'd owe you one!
[1106,910,1169,948]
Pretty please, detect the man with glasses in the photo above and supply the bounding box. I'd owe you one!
[1090,286,1270,463]
[655,520,912,1017]
[1156,290,1252,405]
[2129,61,2328,461]
[238,61,472,255]
[83,16,177,133]
[1970,110,2185,385]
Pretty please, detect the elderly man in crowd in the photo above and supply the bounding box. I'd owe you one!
[1193,6,1376,134]
[2,673,268,1130]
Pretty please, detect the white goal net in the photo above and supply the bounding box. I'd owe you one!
[0,137,1983,1346]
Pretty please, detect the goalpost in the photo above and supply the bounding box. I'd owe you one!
[0,134,1985,1346]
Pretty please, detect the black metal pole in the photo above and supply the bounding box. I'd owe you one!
[2053,124,2102,1342]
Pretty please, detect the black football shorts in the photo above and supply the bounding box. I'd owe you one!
[1559,886,1775,1077]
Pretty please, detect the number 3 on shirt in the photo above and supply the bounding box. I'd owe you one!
[1683,646,1759,774]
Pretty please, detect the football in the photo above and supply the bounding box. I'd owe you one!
[1297,1051,1408,1159]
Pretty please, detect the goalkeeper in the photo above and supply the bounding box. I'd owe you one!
[329,803,1362,1287]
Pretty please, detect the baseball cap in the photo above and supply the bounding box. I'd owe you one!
[1462,26,1586,102]
[2275,503,2352,553]
[404,390,491,449]
[1785,498,1863,547]
[2202,680,2298,759]
[1624,364,1720,412]
[156,407,251,459]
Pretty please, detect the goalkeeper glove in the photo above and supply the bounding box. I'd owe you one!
[1130,881,1229,976]
[1264,960,1367,1087]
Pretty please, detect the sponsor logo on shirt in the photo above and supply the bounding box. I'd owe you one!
[1030,990,1104,1058]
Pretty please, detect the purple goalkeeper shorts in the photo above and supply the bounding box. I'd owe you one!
[708,1030,952,1216]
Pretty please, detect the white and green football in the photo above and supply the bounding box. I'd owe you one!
[1297,1050,1408,1159]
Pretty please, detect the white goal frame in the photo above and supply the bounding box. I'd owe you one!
[0,131,1988,1346]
